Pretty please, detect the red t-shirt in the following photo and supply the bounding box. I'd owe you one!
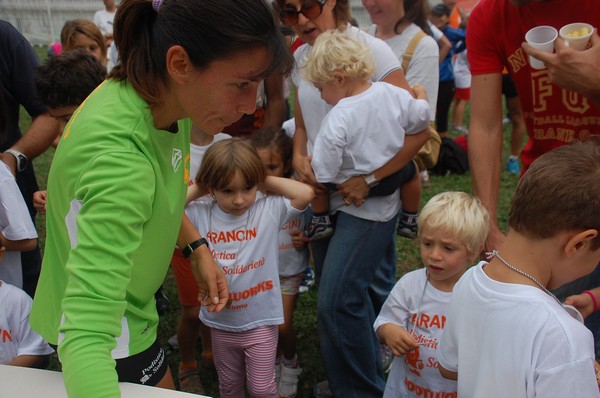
[468,0,600,172]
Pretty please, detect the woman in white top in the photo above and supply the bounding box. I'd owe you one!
[275,0,428,396]
[362,0,441,320]
[364,0,440,119]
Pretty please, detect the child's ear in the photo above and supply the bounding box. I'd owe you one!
[332,71,345,86]
[565,229,599,257]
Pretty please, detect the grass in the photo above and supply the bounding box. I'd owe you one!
[22,46,521,398]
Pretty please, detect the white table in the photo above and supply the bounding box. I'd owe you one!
[0,364,212,397]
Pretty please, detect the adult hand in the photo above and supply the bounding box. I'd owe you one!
[337,176,369,207]
[190,246,229,312]
[522,32,600,104]
[412,83,428,102]
[292,154,318,186]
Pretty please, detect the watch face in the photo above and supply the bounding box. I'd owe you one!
[17,154,27,171]
[365,174,377,186]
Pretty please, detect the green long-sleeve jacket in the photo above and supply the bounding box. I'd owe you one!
[31,79,190,397]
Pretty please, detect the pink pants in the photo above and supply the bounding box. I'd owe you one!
[211,325,279,398]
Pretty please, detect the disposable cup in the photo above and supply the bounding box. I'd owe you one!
[559,22,594,51]
[525,25,558,69]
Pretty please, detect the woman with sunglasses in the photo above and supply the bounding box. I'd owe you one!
[276,0,429,396]
[28,0,293,397]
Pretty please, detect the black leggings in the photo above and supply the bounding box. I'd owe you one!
[436,80,456,133]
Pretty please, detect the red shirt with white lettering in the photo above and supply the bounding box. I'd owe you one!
[468,0,600,172]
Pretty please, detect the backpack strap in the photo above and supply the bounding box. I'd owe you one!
[401,30,427,72]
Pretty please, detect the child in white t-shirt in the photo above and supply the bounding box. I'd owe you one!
[301,30,430,240]
[185,138,313,398]
[250,127,309,397]
[375,191,489,397]
[0,162,38,289]
[438,140,600,397]
[170,125,231,394]
[0,280,54,366]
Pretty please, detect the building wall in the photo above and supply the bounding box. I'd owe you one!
[1,0,101,46]
[3,0,445,47]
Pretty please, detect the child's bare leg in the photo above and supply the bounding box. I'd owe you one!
[277,292,302,397]
[399,170,421,214]
[177,305,201,366]
[278,293,299,361]
[199,323,213,367]
[311,191,329,215]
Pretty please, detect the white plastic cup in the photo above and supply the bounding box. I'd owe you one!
[559,22,594,51]
[525,25,558,69]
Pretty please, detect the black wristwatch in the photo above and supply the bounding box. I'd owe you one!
[182,238,209,258]
[5,149,28,172]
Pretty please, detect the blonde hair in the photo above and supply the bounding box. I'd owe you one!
[196,138,266,191]
[302,29,375,84]
[418,192,490,256]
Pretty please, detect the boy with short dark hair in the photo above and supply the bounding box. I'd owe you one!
[438,139,600,397]
[32,49,106,214]
[35,49,106,141]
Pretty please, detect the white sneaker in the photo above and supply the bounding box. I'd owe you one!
[279,362,302,398]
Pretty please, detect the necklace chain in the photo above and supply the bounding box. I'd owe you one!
[491,250,562,306]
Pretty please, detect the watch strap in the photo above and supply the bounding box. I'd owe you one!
[363,173,379,188]
[182,237,209,258]
[5,149,27,172]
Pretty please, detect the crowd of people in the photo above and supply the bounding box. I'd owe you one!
[1,0,600,397]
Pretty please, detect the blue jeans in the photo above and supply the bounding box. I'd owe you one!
[312,211,397,397]
[368,218,399,315]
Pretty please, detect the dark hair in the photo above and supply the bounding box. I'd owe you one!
[398,0,432,35]
[431,3,451,17]
[274,0,352,27]
[110,0,294,104]
[509,138,600,249]
[36,50,106,109]
[250,127,293,177]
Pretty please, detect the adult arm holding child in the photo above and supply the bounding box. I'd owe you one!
[337,84,430,204]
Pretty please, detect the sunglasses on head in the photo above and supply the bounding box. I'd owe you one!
[279,0,326,26]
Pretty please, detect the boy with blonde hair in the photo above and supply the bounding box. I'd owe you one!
[303,29,430,241]
[438,139,600,397]
[375,191,489,397]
